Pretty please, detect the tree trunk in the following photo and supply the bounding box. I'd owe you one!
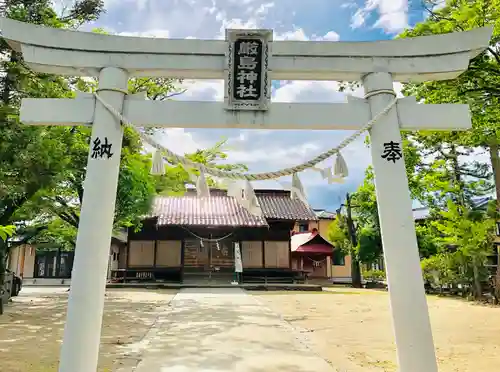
[1,51,18,106]
[491,143,500,210]
[489,143,500,304]
[350,256,362,288]
[472,257,482,300]
[0,239,6,316]
[449,143,466,207]
[346,193,362,288]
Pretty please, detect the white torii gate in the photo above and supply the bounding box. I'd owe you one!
[0,17,492,372]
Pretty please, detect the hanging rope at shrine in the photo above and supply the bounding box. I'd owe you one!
[93,92,398,182]
[305,257,327,266]
[180,227,233,243]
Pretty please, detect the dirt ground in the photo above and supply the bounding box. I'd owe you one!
[0,288,176,372]
[255,288,500,372]
[2,287,499,372]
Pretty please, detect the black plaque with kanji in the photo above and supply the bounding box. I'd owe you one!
[232,38,263,102]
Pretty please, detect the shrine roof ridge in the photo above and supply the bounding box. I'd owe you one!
[0,17,492,59]
[150,190,318,227]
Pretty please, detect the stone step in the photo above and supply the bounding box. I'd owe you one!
[182,273,237,286]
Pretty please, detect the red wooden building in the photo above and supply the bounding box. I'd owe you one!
[291,230,335,278]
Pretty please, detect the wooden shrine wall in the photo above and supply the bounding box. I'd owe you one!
[264,241,289,268]
[156,240,182,267]
[128,240,154,267]
[242,241,262,268]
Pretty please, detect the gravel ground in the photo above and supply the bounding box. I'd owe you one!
[0,288,176,372]
[2,287,498,372]
[254,288,500,372]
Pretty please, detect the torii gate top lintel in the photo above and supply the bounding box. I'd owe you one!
[0,17,493,82]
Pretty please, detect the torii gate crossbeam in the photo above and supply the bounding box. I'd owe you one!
[0,17,492,372]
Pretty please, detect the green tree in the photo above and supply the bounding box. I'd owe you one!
[399,0,500,299]
[432,200,495,299]
[34,138,246,249]
[350,167,383,265]
[328,168,384,287]
[0,225,15,242]
[0,0,105,303]
[43,63,246,236]
[1,6,247,279]
[421,252,463,293]
[331,166,444,276]
[0,224,15,315]
[328,217,350,255]
[399,0,500,205]
[33,70,186,235]
[415,224,440,259]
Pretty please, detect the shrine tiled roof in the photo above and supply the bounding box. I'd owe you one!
[313,209,336,219]
[257,194,319,221]
[291,231,335,254]
[151,189,318,227]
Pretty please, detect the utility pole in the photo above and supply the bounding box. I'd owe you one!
[345,193,362,288]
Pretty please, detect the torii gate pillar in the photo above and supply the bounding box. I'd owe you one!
[363,72,437,371]
[58,67,128,372]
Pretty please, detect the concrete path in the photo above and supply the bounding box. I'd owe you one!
[129,288,337,372]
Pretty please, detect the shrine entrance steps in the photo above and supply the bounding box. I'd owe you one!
[182,271,235,286]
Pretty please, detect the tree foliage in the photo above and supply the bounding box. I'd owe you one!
[328,168,384,268]
[0,0,107,299]
[0,225,15,242]
[399,0,500,209]
[0,1,246,289]
[430,200,496,298]
[328,217,350,254]
[397,0,500,300]
[313,1,500,298]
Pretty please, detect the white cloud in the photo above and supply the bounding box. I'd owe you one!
[351,8,367,29]
[255,2,275,16]
[154,128,204,155]
[111,1,340,43]
[178,80,224,102]
[228,142,320,164]
[102,0,148,10]
[219,18,260,37]
[422,0,447,19]
[274,81,402,103]
[320,31,341,41]
[161,76,404,187]
[351,0,409,33]
[432,0,447,10]
[172,78,380,184]
[275,28,309,41]
[275,29,340,42]
[104,13,399,192]
[118,29,171,38]
[341,1,358,9]
[90,0,405,199]
[49,0,491,210]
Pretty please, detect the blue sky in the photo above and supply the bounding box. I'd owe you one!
[69,0,444,211]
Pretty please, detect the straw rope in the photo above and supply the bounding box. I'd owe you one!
[93,92,397,181]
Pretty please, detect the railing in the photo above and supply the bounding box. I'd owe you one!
[111,268,181,283]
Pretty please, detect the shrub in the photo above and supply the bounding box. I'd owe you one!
[363,269,386,282]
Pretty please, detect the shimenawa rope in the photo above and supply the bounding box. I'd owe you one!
[92,92,397,181]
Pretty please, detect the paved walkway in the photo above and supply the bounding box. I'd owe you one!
[127,288,337,372]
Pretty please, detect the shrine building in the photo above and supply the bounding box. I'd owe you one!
[111,189,346,284]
